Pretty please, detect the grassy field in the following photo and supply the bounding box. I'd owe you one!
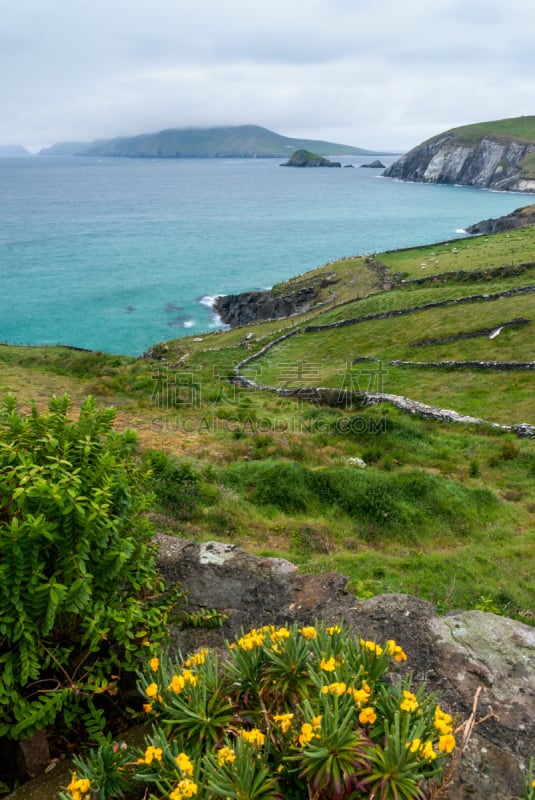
[441,115,535,144]
[1,225,534,625]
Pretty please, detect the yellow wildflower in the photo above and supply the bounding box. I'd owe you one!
[387,639,408,662]
[184,649,209,668]
[422,740,437,761]
[138,745,163,765]
[326,625,342,635]
[217,746,236,766]
[142,703,153,714]
[181,669,198,687]
[66,773,91,800]
[320,656,336,672]
[312,715,322,731]
[237,629,265,650]
[408,738,421,753]
[299,722,315,747]
[347,686,371,705]
[437,734,456,754]
[270,626,291,642]
[360,639,383,657]
[273,712,294,733]
[434,706,454,734]
[400,690,419,713]
[299,626,317,640]
[321,681,347,696]
[239,728,265,747]
[168,674,186,693]
[145,682,159,698]
[358,706,377,725]
[170,779,198,799]
[149,657,160,672]
[176,752,194,776]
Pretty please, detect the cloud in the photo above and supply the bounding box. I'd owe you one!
[1,0,534,152]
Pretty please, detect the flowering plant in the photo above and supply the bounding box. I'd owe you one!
[60,621,460,800]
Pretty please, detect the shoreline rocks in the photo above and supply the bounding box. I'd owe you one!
[466,204,535,234]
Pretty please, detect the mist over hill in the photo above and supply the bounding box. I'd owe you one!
[39,125,385,158]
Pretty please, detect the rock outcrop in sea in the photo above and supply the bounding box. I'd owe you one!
[280,149,341,167]
[361,159,386,168]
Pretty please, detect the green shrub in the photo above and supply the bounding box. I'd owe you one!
[500,439,521,461]
[225,461,313,514]
[0,395,183,742]
[61,622,461,800]
[469,459,480,477]
[223,462,499,536]
[145,451,204,518]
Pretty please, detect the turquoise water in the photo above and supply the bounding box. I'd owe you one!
[0,155,532,355]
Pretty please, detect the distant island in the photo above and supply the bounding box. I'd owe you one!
[384,115,535,193]
[280,149,341,167]
[39,125,386,159]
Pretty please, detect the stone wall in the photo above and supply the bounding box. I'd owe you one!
[304,285,535,333]
[234,327,535,437]
[390,359,535,371]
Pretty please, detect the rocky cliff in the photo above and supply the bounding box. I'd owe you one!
[384,116,535,192]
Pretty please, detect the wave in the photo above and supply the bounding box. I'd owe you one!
[198,294,222,309]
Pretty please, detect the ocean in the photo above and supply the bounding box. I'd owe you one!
[0,154,532,356]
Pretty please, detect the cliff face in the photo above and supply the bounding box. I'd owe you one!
[384,130,535,192]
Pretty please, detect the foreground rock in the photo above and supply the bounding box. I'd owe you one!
[156,536,535,800]
[466,204,535,234]
[10,537,534,799]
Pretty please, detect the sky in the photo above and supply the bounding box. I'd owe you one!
[2,0,534,154]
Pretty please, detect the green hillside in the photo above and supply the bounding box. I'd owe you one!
[444,115,535,145]
[40,125,382,158]
[1,225,534,625]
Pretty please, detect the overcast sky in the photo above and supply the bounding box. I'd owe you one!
[2,0,534,153]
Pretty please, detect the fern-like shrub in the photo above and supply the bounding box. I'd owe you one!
[0,395,183,743]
